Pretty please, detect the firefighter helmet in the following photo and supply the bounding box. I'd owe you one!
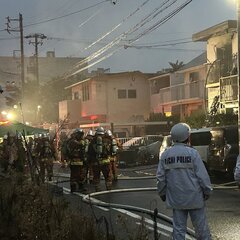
[105,129,112,137]
[74,128,84,135]
[95,127,105,135]
[170,123,191,143]
[87,130,94,136]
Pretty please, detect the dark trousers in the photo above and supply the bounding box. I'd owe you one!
[70,164,86,191]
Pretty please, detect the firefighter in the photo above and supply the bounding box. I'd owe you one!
[91,127,112,191]
[14,133,26,173]
[105,129,118,182]
[0,135,9,172]
[66,128,87,193]
[38,133,55,183]
[85,130,94,184]
[6,132,18,171]
[59,132,69,168]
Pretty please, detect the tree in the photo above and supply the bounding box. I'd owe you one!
[39,74,86,122]
[168,60,184,72]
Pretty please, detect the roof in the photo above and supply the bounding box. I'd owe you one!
[192,20,236,42]
[65,71,155,89]
[178,52,207,71]
[148,72,171,81]
[65,78,91,89]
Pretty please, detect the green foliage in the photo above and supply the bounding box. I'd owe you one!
[184,110,238,128]
[168,60,184,72]
[184,110,207,129]
[0,173,152,240]
[0,174,102,240]
[145,113,180,135]
[147,111,238,131]
[206,112,238,127]
[147,112,180,123]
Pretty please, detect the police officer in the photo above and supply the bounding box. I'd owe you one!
[91,127,112,191]
[156,123,212,240]
[66,128,87,193]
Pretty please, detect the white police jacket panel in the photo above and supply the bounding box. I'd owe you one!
[157,143,212,209]
[234,155,240,182]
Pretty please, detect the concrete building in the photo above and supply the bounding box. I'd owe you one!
[149,52,207,119]
[192,20,237,115]
[0,51,86,110]
[59,71,155,135]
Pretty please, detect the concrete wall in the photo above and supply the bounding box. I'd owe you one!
[69,72,151,124]
[59,100,81,123]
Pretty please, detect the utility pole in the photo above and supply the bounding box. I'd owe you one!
[5,13,25,98]
[237,0,240,153]
[25,33,46,125]
[25,33,47,88]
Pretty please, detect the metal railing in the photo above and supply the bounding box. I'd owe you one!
[151,80,204,105]
[220,75,238,102]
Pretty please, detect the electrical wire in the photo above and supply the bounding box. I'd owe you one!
[128,0,193,44]
[84,0,151,50]
[0,0,109,32]
[65,0,194,77]
[125,40,194,48]
[78,8,103,29]
[65,0,177,75]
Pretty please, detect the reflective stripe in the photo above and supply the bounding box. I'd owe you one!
[99,158,110,165]
[71,158,84,166]
[70,162,83,166]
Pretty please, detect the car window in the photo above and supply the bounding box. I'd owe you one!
[190,132,211,146]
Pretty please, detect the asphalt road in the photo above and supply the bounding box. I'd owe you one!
[53,164,240,240]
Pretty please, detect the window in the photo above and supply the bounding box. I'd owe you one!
[82,83,90,101]
[73,92,80,100]
[128,89,136,98]
[118,89,126,99]
[189,72,199,82]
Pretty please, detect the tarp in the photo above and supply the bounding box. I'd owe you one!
[0,121,48,137]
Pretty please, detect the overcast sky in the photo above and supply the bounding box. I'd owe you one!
[0,0,237,73]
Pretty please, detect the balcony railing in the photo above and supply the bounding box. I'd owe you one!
[151,80,204,106]
[220,75,238,102]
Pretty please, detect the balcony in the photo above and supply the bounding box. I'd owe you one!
[151,80,204,106]
[220,75,238,103]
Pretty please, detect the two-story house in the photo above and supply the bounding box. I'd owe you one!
[149,52,207,119]
[59,71,155,135]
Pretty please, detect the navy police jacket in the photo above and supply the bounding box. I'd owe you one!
[157,143,212,209]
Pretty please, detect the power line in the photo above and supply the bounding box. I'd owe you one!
[66,0,193,77]
[22,0,109,28]
[84,0,151,50]
[0,0,109,32]
[125,40,194,48]
[67,0,175,73]
[128,0,193,44]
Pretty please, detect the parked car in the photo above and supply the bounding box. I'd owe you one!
[208,125,238,178]
[118,135,163,167]
[159,127,212,169]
